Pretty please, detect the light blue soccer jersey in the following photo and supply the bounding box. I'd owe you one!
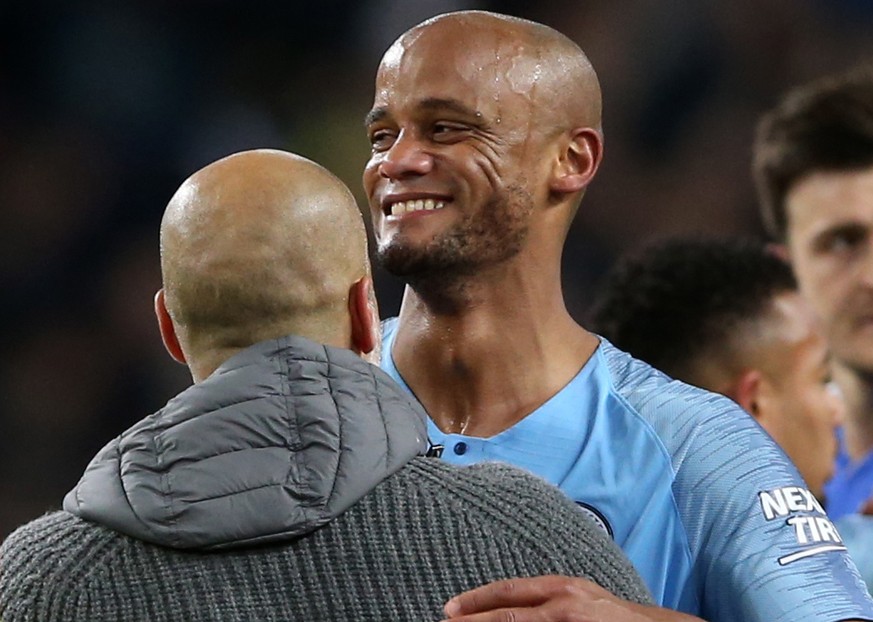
[381,318,873,622]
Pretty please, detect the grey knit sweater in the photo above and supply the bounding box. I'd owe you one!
[0,336,651,621]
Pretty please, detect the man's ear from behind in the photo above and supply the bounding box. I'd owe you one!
[154,288,187,365]
[725,368,764,418]
[348,275,378,357]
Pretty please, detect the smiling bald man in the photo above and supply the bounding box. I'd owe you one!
[364,11,873,622]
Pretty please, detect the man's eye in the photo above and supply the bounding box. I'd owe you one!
[817,227,867,255]
[369,130,396,151]
[830,234,859,252]
[432,123,468,140]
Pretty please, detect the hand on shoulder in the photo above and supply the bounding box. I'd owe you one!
[441,575,705,622]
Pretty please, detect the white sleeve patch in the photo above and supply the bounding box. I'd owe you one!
[758,486,847,565]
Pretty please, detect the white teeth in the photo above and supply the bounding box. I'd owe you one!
[390,199,446,216]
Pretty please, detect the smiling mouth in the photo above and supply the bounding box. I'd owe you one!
[387,198,446,217]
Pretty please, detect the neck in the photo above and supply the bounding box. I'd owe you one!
[391,264,597,437]
[833,361,873,461]
[188,347,242,384]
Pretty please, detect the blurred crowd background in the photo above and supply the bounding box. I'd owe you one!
[3,0,873,538]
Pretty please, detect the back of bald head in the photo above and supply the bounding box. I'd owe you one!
[160,149,369,365]
[399,10,602,131]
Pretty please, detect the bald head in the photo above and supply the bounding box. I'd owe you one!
[365,10,603,246]
[160,149,371,379]
[386,10,601,133]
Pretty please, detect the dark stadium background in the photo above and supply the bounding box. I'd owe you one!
[2,0,873,538]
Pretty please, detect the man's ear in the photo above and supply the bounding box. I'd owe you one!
[766,242,791,264]
[725,368,764,418]
[154,289,187,364]
[550,127,604,195]
[348,275,378,356]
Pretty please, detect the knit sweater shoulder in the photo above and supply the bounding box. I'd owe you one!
[2,335,650,620]
[1,457,650,622]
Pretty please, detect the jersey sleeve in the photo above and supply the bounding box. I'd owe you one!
[671,392,873,622]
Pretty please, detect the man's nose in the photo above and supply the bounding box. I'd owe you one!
[378,132,434,179]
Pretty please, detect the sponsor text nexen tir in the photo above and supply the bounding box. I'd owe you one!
[759,486,846,565]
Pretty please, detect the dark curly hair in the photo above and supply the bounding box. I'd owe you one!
[588,237,796,382]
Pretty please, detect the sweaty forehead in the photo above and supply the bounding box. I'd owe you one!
[374,21,547,112]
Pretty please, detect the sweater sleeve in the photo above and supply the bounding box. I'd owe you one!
[444,460,653,604]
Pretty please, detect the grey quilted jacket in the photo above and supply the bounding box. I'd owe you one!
[0,335,651,621]
[62,335,428,550]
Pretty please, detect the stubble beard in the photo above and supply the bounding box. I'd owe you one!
[376,184,534,307]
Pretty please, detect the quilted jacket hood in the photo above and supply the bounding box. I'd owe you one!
[63,336,428,550]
